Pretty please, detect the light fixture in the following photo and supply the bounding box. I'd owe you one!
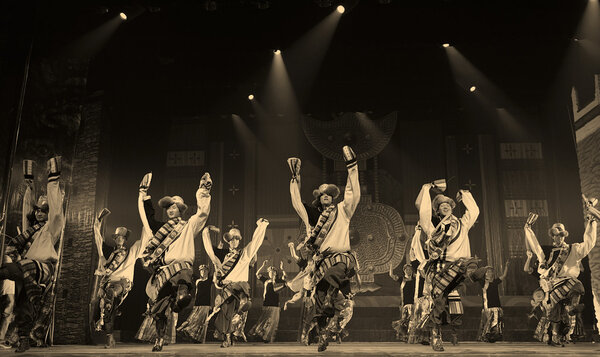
[469,86,477,92]
[119,12,127,20]
[337,5,345,13]
[274,49,281,55]
[442,43,450,48]
[248,94,255,100]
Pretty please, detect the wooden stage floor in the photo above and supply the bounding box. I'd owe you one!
[1,342,600,356]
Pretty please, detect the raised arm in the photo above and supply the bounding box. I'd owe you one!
[458,189,479,230]
[202,227,222,273]
[186,173,213,234]
[279,261,287,281]
[416,183,435,237]
[524,250,533,273]
[93,217,105,259]
[524,225,544,264]
[573,218,597,259]
[342,146,361,218]
[410,224,426,264]
[255,260,267,279]
[22,181,35,232]
[46,157,65,244]
[499,260,509,281]
[243,218,270,260]
[138,172,162,234]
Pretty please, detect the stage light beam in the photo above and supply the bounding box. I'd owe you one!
[119,12,127,20]
[337,5,345,14]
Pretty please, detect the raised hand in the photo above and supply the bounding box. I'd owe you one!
[287,157,301,178]
[526,250,533,259]
[257,218,269,226]
[342,146,357,168]
[525,212,538,228]
[199,172,212,191]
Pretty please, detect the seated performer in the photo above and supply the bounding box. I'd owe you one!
[93,215,142,348]
[0,157,64,353]
[470,261,509,342]
[390,262,416,342]
[203,219,270,348]
[288,146,361,352]
[138,172,212,352]
[178,264,212,343]
[524,199,597,347]
[416,181,479,351]
[249,261,287,343]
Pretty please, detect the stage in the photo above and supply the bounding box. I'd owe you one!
[1,342,599,356]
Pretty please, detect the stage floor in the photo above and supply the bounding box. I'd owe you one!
[1,342,600,356]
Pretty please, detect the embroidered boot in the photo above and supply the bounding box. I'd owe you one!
[317,327,329,352]
[105,334,116,349]
[220,333,231,348]
[431,326,444,352]
[152,337,164,352]
[15,337,30,353]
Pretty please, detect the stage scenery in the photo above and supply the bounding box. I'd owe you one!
[1,0,600,356]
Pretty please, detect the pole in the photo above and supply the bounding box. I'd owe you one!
[0,38,34,266]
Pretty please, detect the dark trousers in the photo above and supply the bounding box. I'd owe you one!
[0,264,33,338]
[100,281,126,334]
[152,269,192,339]
[314,263,349,329]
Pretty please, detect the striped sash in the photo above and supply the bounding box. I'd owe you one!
[143,219,187,265]
[312,252,356,284]
[307,205,337,248]
[10,222,45,256]
[546,245,570,279]
[214,251,241,287]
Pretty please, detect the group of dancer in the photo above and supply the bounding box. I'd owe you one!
[0,146,596,353]
[390,184,598,350]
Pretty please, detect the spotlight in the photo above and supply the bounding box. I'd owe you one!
[119,12,127,20]
[442,43,450,48]
[469,86,477,92]
[337,5,345,13]
[274,49,281,55]
[248,94,255,100]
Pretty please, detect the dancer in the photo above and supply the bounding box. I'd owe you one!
[390,262,416,342]
[249,261,287,343]
[138,172,212,352]
[0,157,64,352]
[289,145,361,352]
[470,261,509,342]
[203,218,270,348]
[406,224,431,345]
[0,257,15,349]
[523,198,597,347]
[178,264,212,343]
[416,181,480,351]
[283,242,318,345]
[92,212,143,348]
